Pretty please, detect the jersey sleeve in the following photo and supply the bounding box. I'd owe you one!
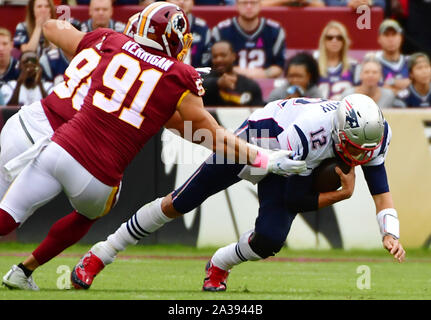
[283,122,313,176]
[176,64,205,99]
[76,28,116,54]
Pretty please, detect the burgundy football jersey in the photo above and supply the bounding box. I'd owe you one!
[41,29,110,130]
[52,29,204,186]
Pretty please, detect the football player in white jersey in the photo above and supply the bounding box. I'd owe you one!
[71,93,405,291]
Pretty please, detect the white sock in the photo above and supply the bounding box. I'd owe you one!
[211,230,262,271]
[96,198,172,265]
[90,241,117,265]
[211,243,243,271]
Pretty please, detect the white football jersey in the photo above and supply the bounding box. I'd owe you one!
[247,97,392,177]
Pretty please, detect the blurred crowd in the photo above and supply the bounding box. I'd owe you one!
[0,0,430,108]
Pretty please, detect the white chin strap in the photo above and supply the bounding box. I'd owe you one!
[376,208,400,240]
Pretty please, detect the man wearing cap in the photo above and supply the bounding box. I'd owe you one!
[375,19,410,94]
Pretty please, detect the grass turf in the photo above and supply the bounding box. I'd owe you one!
[0,242,430,300]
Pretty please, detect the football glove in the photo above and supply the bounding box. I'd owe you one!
[252,147,307,177]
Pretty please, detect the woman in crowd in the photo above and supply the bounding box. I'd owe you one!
[14,0,56,56]
[267,52,322,102]
[315,20,356,100]
[14,0,69,83]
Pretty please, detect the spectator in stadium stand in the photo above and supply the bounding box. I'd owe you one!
[315,20,357,100]
[80,0,126,33]
[14,0,73,83]
[202,40,264,106]
[0,28,20,87]
[324,0,386,9]
[14,0,56,57]
[211,0,287,79]
[396,52,431,107]
[267,52,323,102]
[1,51,52,106]
[167,0,212,67]
[374,19,410,94]
[341,54,400,109]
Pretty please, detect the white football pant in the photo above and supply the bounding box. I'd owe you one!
[0,101,53,198]
[0,141,120,224]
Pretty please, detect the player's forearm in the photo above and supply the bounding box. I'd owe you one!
[215,128,258,165]
[372,192,394,214]
[191,119,258,165]
[318,189,352,208]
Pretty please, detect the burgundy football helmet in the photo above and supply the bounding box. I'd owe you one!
[123,2,193,62]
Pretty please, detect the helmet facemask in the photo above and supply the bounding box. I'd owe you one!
[335,131,382,166]
[176,32,193,62]
[165,11,193,62]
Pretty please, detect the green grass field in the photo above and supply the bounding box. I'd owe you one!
[0,242,430,300]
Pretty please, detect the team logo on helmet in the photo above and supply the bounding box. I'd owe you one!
[345,109,359,129]
[168,12,187,37]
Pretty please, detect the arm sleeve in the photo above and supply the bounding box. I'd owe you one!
[362,163,390,195]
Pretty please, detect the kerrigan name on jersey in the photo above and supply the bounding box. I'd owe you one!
[122,40,174,71]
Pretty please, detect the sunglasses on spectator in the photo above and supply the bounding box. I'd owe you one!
[325,35,344,41]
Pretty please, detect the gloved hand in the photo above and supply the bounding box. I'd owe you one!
[251,147,307,177]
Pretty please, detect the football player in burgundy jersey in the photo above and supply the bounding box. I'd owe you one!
[0,2,306,290]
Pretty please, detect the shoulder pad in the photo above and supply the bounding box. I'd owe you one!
[266,18,281,29]
[194,17,208,27]
[216,18,232,29]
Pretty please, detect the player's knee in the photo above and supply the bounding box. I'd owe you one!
[0,208,20,235]
[248,231,284,259]
[162,194,184,218]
